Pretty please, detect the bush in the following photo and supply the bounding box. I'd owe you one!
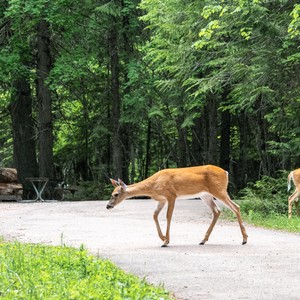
[70,181,112,201]
[238,171,290,216]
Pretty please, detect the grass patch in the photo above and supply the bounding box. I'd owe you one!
[223,173,300,233]
[0,241,172,299]
[243,210,300,232]
[223,201,300,233]
[224,209,300,232]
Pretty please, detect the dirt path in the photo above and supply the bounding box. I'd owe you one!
[0,199,300,299]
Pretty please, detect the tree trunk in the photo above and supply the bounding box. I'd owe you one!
[121,125,130,183]
[176,115,189,167]
[253,96,271,177]
[205,96,218,164]
[219,109,231,171]
[236,112,249,189]
[118,0,136,183]
[145,119,152,178]
[129,143,136,183]
[37,19,55,180]
[109,18,123,179]
[79,90,92,181]
[191,116,204,165]
[234,112,260,190]
[10,77,39,196]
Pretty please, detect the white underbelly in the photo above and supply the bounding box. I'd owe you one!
[176,192,213,200]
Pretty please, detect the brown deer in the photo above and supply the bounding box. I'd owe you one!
[288,168,300,219]
[107,165,248,247]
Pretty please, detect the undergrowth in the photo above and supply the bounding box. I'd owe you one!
[225,171,300,232]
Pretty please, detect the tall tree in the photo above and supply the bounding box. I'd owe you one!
[37,19,55,179]
[108,14,123,179]
[10,75,39,195]
[0,0,39,196]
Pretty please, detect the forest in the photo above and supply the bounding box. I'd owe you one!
[0,0,299,199]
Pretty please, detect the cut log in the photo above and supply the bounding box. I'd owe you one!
[0,183,23,195]
[0,168,18,183]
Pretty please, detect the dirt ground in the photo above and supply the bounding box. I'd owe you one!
[0,199,300,300]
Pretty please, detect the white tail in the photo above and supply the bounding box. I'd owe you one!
[107,165,248,247]
[287,171,294,191]
[288,168,300,219]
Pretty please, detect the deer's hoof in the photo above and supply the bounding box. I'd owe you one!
[161,239,169,247]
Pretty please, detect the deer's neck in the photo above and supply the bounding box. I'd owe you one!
[126,180,153,198]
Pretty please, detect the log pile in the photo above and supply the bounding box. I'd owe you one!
[0,168,23,200]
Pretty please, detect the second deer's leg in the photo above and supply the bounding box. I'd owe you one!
[295,200,300,216]
[200,193,221,245]
[153,200,166,242]
[288,190,299,219]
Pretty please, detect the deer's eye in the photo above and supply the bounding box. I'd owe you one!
[113,193,119,198]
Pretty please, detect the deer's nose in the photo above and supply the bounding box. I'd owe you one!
[106,204,114,210]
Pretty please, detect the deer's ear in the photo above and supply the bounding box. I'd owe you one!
[118,179,127,191]
[110,178,119,187]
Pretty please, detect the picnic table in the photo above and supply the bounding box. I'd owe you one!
[25,177,49,201]
[18,178,78,202]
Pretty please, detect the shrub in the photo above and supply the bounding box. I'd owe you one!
[238,171,290,216]
[70,181,112,200]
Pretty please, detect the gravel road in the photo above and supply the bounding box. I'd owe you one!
[0,199,300,300]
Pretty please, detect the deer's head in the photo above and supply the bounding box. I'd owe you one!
[107,178,127,209]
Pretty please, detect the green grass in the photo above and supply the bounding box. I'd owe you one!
[0,241,172,300]
[226,173,300,232]
[223,201,300,233]
[240,210,300,232]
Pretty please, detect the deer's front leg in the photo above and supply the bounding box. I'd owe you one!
[162,199,175,247]
[153,201,166,242]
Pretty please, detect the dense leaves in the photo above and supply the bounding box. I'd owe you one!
[0,0,299,198]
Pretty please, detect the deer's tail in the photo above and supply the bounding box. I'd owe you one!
[288,171,294,191]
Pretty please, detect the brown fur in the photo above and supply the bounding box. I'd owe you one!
[288,168,300,219]
[108,165,248,247]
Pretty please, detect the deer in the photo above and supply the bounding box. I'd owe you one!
[106,165,248,247]
[287,168,300,219]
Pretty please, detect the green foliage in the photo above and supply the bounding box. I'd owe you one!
[94,1,122,17]
[1,0,300,193]
[237,210,300,233]
[0,101,13,167]
[288,4,300,38]
[224,170,300,232]
[73,181,112,200]
[0,241,172,299]
[140,0,300,175]
[238,172,289,216]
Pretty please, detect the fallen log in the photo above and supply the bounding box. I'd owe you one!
[0,183,23,195]
[0,168,18,183]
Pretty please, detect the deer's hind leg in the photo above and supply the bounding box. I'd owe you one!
[295,200,300,216]
[215,191,248,245]
[288,190,299,219]
[200,193,221,245]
